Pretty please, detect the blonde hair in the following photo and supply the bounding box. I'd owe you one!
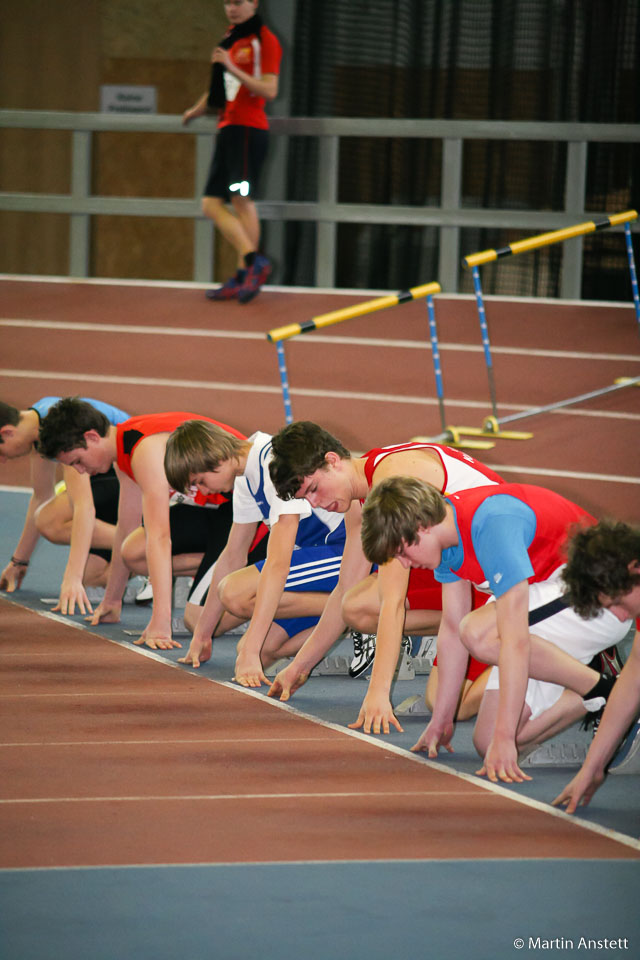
[361,476,446,565]
[164,420,245,492]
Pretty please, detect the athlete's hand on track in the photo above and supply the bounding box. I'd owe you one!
[476,734,531,784]
[0,561,26,592]
[233,651,269,688]
[177,633,212,668]
[133,617,182,650]
[54,578,92,616]
[348,690,403,735]
[85,600,122,625]
[411,718,455,758]
[267,661,310,701]
[552,767,605,815]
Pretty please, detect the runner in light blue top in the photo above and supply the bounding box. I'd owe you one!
[0,396,129,614]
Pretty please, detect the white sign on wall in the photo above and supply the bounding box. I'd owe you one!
[100,85,157,114]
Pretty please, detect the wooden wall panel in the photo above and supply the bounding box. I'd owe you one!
[0,1,255,282]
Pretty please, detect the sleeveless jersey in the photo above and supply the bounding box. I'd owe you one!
[116,412,245,508]
[32,396,129,426]
[362,441,503,617]
[446,483,594,587]
[362,441,504,494]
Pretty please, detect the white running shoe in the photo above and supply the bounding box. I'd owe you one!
[348,631,377,678]
[135,577,153,605]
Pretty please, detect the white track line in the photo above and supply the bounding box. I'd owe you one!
[494,465,640,485]
[1,272,636,309]
[5,599,639,853]
[1,790,478,805]
[2,317,639,364]
[0,737,341,747]
[0,855,630,874]
[3,368,639,423]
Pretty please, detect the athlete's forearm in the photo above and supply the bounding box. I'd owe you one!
[581,641,640,774]
[366,595,405,697]
[63,501,96,582]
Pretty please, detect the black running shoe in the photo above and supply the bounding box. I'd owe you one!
[587,645,623,680]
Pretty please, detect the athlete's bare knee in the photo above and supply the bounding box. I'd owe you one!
[460,610,495,661]
[218,573,253,619]
[342,582,379,633]
[120,534,145,573]
[183,602,199,634]
[472,724,489,757]
[35,499,68,544]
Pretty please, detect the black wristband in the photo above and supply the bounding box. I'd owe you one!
[10,556,29,567]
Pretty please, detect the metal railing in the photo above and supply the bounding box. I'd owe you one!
[1,109,638,294]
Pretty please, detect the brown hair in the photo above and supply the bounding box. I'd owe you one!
[164,420,245,493]
[361,476,446,565]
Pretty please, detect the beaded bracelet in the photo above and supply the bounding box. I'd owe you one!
[10,556,29,567]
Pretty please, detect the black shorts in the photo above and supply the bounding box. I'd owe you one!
[203,125,269,200]
[89,467,119,563]
[169,501,234,558]
[168,502,269,605]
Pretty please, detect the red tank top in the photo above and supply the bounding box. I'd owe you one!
[447,483,595,586]
[361,441,504,492]
[116,412,245,505]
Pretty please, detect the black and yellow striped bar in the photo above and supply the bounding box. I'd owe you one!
[267,281,441,343]
[462,210,638,270]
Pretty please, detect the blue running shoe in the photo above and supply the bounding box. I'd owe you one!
[206,269,246,301]
[238,254,272,304]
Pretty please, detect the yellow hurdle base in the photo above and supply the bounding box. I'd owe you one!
[453,416,534,440]
[614,377,640,388]
[411,427,495,451]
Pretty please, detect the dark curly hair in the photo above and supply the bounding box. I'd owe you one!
[561,519,640,618]
[38,398,110,460]
[0,401,21,432]
[269,421,350,500]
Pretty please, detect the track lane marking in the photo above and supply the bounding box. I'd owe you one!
[0,737,342,746]
[0,790,481,804]
[2,369,639,424]
[5,600,639,854]
[2,317,639,364]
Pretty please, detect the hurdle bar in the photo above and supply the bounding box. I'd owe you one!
[457,209,638,439]
[267,281,441,426]
[267,281,441,343]
[463,209,638,269]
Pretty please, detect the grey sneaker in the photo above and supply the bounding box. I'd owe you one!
[85,586,105,604]
[608,719,640,775]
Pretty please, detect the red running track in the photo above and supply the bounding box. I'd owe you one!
[2,599,638,869]
[1,277,639,522]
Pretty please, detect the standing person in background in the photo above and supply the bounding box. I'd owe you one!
[183,0,282,304]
